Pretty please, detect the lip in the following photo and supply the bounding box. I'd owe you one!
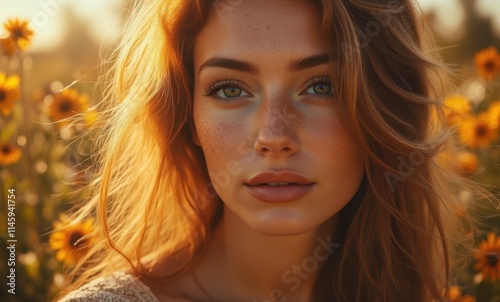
[244,170,315,203]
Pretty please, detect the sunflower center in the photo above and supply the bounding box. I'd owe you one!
[486,253,499,267]
[69,230,85,247]
[12,28,24,40]
[484,60,495,71]
[0,90,6,102]
[59,100,73,113]
[1,144,12,154]
[475,125,487,137]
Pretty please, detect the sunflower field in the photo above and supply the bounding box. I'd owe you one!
[0,1,500,302]
[0,15,100,302]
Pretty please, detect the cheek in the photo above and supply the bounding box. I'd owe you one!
[192,104,247,173]
[305,111,349,151]
[307,115,364,180]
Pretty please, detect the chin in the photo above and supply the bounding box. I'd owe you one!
[247,210,320,236]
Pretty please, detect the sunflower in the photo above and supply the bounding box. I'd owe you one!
[456,152,478,177]
[488,100,500,126]
[443,95,471,126]
[0,141,22,165]
[0,17,34,56]
[474,46,500,80]
[0,73,20,116]
[458,113,498,148]
[49,89,89,126]
[442,286,476,302]
[473,232,500,283]
[0,37,16,56]
[49,215,94,265]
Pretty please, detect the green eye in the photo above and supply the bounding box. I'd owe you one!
[222,86,242,97]
[204,80,251,101]
[303,77,333,98]
[312,83,331,94]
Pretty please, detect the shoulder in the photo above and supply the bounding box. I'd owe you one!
[57,271,159,302]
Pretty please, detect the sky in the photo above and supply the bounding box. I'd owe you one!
[0,0,499,52]
[417,0,500,38]
[0,0,124,52]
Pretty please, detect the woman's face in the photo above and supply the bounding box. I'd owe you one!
[191,0,365,235]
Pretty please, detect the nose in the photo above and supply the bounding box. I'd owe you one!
[254,107,299,156]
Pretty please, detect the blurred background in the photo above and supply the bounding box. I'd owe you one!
[0,0,499,301]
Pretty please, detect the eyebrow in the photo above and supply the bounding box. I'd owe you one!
[198,53,330,75]
[288,53,330,72]
[199,57,258,75]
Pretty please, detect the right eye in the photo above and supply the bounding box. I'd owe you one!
[220,86,243,98]
[300,77,334,99]
[203,80,252,101]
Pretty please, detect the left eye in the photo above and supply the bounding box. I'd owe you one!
[303,77,332,96]
[218,86,246,98]
[305,83,331,94]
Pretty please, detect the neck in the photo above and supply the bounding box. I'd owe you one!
[196,206,340,301]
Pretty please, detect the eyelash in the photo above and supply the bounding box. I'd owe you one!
[202,77,333,102]
[203,80,243,101]
[307,76,333,99]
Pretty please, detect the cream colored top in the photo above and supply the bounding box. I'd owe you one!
[58,271,159,302]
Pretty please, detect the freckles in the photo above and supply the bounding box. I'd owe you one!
[259,100,303,131]
[197,116,246,164]
[307,117,352,154]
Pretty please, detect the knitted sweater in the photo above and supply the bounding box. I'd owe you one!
[58,271,159,302]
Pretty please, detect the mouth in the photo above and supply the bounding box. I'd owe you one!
[250,182,302,186]
[245,170,314,186]
[244,170,315,202]
[244,183,315,203]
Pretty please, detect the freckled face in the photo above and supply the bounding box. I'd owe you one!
[191,0,365,235]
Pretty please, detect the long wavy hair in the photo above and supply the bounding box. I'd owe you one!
[57,0,491,301]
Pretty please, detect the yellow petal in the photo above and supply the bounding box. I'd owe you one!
[5,75,19,89]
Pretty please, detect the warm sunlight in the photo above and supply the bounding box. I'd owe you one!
[0,0,124,52]
[1,1,499,301]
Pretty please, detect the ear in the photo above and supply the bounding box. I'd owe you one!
[190,124,201,147]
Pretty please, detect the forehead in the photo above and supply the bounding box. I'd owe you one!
[194,0,328,64]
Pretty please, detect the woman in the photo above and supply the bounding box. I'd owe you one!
[57,0,481,301]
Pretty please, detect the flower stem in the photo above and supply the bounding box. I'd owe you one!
[19,51,33,183]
